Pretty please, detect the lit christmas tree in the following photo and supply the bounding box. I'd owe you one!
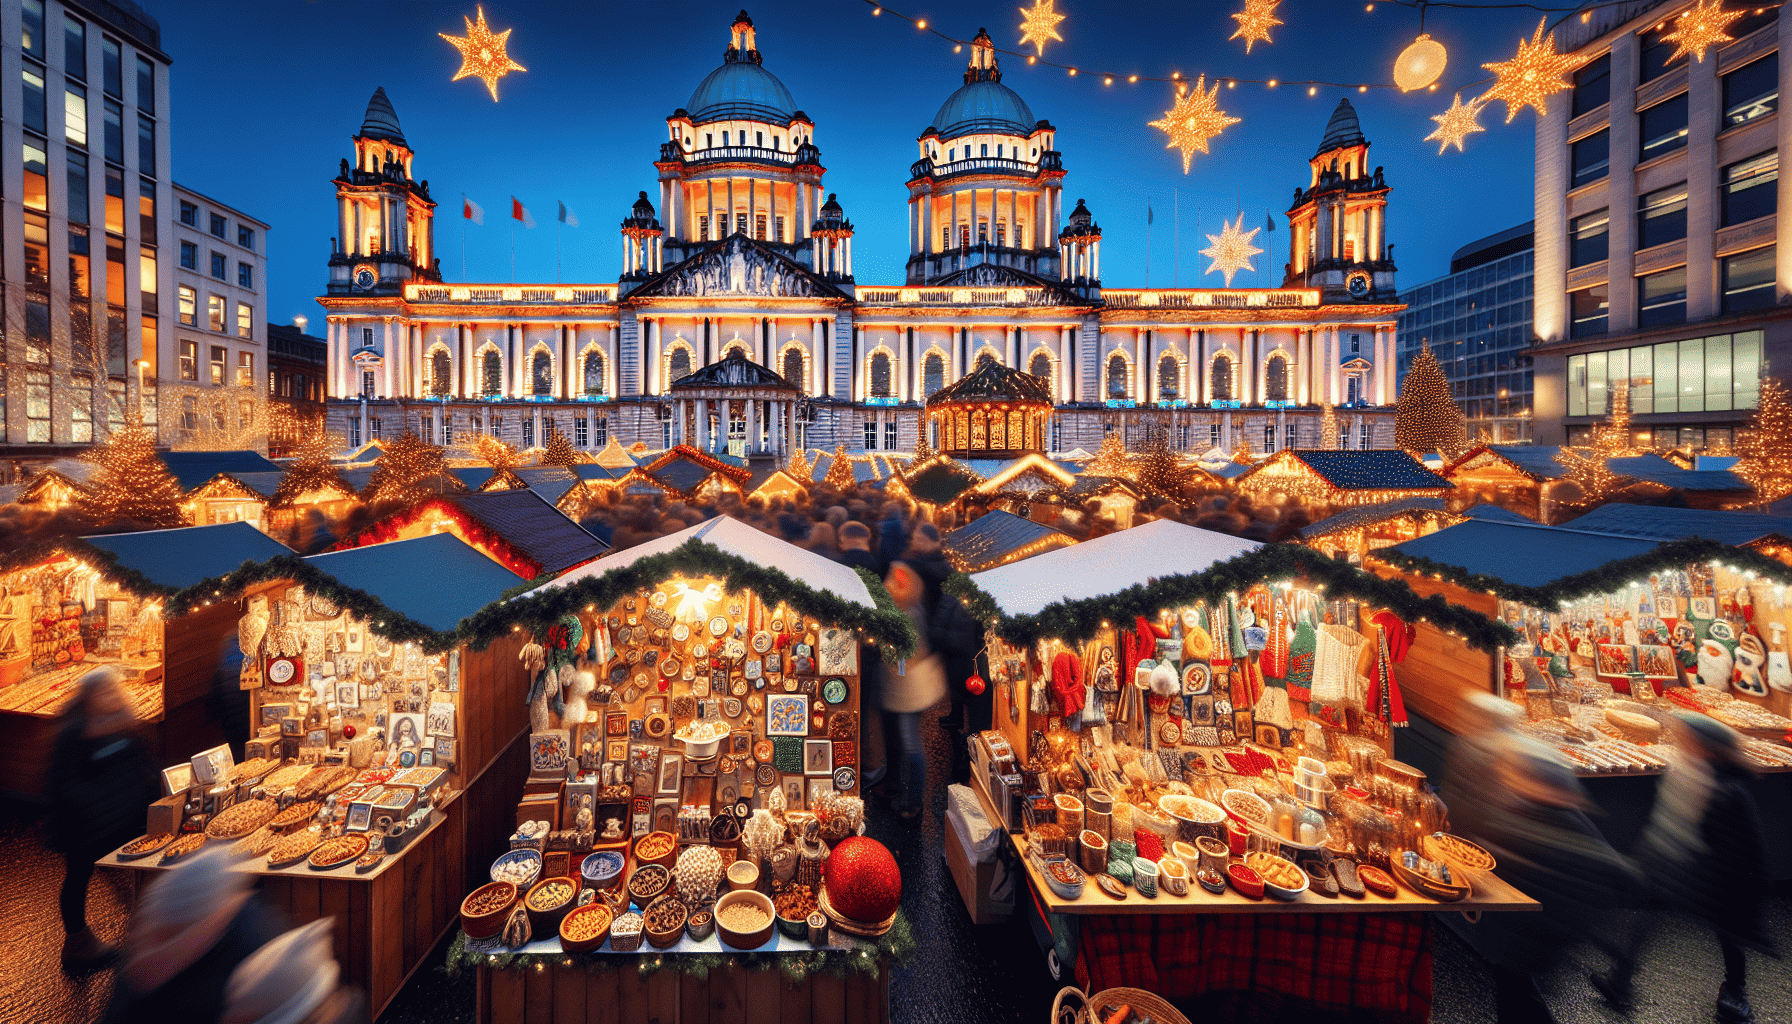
[909,432,936,467]
[468,433,524,472]
[1319,403,1339,449]
[1087,430,1134,478]
[1135,427,1183,497]
[786,446,812,481]
[822,445,857,489]
[1591,380,1637,455]
[271,430,350,509]
[1553,446,1624,509]
[1736,376,1792,505]
[541,426,579,469]
[1232,433,1256,463]
[365,431,450,506]
[1395,344,1467,459]
[74,415,187,528]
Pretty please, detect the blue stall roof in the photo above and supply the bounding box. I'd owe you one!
[161,450,284,491]
[304,533,521,632]
[1561,503,1792,546]
[82,521,294,591]
[1383,519,1660,590]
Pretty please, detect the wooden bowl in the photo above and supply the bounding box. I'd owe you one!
[626,863,671,909]
[580,851,626,890]
[460,881,517,939]
[1391,860,1470,902]
[633,831,679,870]
[558,902,612,954]
[726,859,760,891]
[642,895,688,949]
[714,890,775,950]
[523,876,580,933]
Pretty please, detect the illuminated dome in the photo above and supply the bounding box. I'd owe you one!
[686,13,796,125]
[933,80,1035,141]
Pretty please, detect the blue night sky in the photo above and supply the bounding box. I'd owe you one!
[153,0,1549,329]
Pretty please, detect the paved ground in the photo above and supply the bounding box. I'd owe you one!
[3,708,1787,1023]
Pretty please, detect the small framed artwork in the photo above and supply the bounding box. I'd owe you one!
[345,626,363,653]
[803,739,833,776]
[305,728,329,749]
[434,738,456,768]
[606,739,628,763]
[790,644,816,677]
[818,628,858,675]
[651,797,678,835]
[807,778,834,806]
[190,744,234,786]
[764,652,782,675]
[281,716,303,737]
[766,695,809,737]
[345,802,373,832]
[335,682,359,709]
[657,752,684,796]
[419,749,435,768]
[781,777,806,811]
[606,712,630,737]
[390,712,426,750]
[260,703,293,727]
[161,762,195,796]
[426,701,456,737]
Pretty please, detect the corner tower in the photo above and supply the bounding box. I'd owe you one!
[1282,98,1394,302]
[328,88,438,296]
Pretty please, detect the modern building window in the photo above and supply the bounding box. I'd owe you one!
[238,262,253,288]
[178,285,197,326]
[1639,24,1678,83]
[1571,130,1609,188]
[1570,209,1609,267]
[65,84,87,147]
[1636,183,1688,249]
[1721,151,1777,226]
[1637,267,1688,328]
[211,251,226,279]
[1572,53,1610,116]
[208,293,225,332]
[180,240,197,269]
[237,350,252,385]
[103,166,123,234]
[22,66,47,134]
[209,345,226,385]
[1730,6,1779,38]
[64,15,85,78]
[1638,95,1689,162]
[23,141,48,212]
[66,149,89,225]
[103,98,122,163]
[1722,53,1778,128]
[210,213,226,238]
[1722,246,1776,314]
[237,225,254,249]
[179,200,197,226]
[136,55,154,112]
[101,36,120,96]
[137,114,154,175]
[138,177,155,242]
[237,302,252,338]
[140,245,156,313]
[1572,332,1761,417]
[21,0,44,58]
[1570,284,1609,338]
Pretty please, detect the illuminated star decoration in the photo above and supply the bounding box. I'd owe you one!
[671,581,722,623]
[1017,0,1066,56]
[1662,0,1744,63]
[1229,0,1284,54]
[1481,17,1592,123]
[1200,214,1264,287]
[439,6,526,102]
[1425,92,1486,154]
[1149,75,1241,174]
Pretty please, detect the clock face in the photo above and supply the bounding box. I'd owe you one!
[353,266,377,290]
[1346,272,1371,299]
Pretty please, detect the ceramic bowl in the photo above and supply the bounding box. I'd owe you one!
[1196,866,1227,895]
[1219,789,1271,828]
[580,851,625,890]
[686,910,715,943]
[714,890,776,950]
[643,895,688,949]
[633,832,679,870]
[523,876,580,933]
[490,849,542,889]
[460,881,517,939]
[627,863,671,909]
[726,859,760,891]
[1159,856,1189,896]
[1131,857,1159,897]
[1227,864,1265,899]
[558,902,613,954]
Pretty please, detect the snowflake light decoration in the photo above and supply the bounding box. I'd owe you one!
[1481,17,1592,123]
[439,6,526,102]
[1017,0,1066,56]
[1199,214,1263,287]
[1230,0,1284,54]
[1425,92,1486,154]
[1149,75,1240,174]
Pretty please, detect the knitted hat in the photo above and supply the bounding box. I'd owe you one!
[221,919,341,1024]
[124,847,254,994]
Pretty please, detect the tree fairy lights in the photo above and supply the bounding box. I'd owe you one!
[1735,376,1792,506]
[1149,75,1241,174]
[365,432,452,507]
[1198,214,1264,286]
[541,427,579,469]
[74,414,187,529]
[271,430,351,510]
[439,6,526,102]
[1394,344,1466,459]
[1229,0,1284,54]
[1480,17,1592,123]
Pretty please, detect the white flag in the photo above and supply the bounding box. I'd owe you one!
[462,196,484,225]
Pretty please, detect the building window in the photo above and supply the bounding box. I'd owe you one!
[1209,423,1222,448]
[1570,209,1609,267]
[593,417,609,445]
[238,262,253,288]
[1575,333,1762,416]
[784,348,808,391]
[179,200,197,226]
[138,177,155,242]
[1721,151,1777,226]
[1571,130,1609,188]
[1722,246,1776,314]
[180,240,197,269]
[136,55,153,112]
[178,285,196,325]
[668,347,692,383]
[237,224,254,249]
[1639,24,1678,83]
[209,251,225,279]
[1722,53,1777,129]
[523,419,534,447]
[430,350,451,395]
[575,418,588,447]
[21,0,43,57]
[349,417,360,447]
[869,352,892,397]
[1210,356,1233,401]
[1638,94,1689,163]
[532,350,553,395]
[237,302,252,338]
[1285,423,1297,450]
[698,215,709,240]
[775,215,785,241]
[1570,284,1609,338]
[923,352,945,397]
[237,351,252,386]
[755,214,767,240]
[210,213,225,237]
[583,350,606,395]
[1265,354,1288,401]
[66,149,88,225]
[1158,354,1180,401]
[207,294,225,332]
[362,370,375,397]
[1636,183,1688,249]
[1637,267,1688,328]
[1360,424,1371,450]
[1571,55,1610,115]
[1028,351,1053,387]
[1106,354,1129,398]
[65,83,87,147]
[103,98,122,163]
[22,66,47,136]
[137,114,154,175]
[482,350,502,396]
[1263,424,1276,452]
[886,419,897,450]
[209,345,226,385]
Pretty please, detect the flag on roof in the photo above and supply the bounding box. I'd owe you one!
[557,201,578,227]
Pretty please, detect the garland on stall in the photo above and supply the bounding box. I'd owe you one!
[330,498,546,579]
[443,910,915,983]
[945,541,1519,653]
[1372,536,1792,611]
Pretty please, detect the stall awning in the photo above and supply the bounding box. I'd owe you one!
[82,521,294,591]
[1558,503,1792,546]
[449,489,609,574]
[968,519,1262,617]
[1299,496,1449,540]
[1381,519,1661,590]
[160,450,284,492]
[304,533,523,633]
[942,510,1074,572]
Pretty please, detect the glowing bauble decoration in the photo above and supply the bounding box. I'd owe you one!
[343,724,356,739]
[1481,17,1592,123]
[1394,34,1447,92]
[824,836,902,924]
[965,674,986,696]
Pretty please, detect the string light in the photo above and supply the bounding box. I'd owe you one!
[1733,377,1792,505]
[1481,17,1592,123]
[1198,214,1264,287]
[1662,0,1745,62]
[1017,0,1067,56]
[1229,0,1284,54]
[1424,92,1486,154]
[438,6,526,102]
[1149,74,1240,174]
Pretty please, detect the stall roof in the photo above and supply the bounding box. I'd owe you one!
[161,450,284,491]
[1380,519,1661,590]
[969,519,1261,617]
[1559,503,1792,546]
[905,461,982,505]
[942,510,1075,572]
[1253,450,1452,491]
[304,533,522,632]
[450,490,608,574]
[1606,454,1752,492]
[1298,496,1449,539]
[83,522,294,591]
[1459,503,1538,524]
[450,466,498,491]
[1469,444,1569,481]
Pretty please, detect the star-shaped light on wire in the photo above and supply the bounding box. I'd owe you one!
[1425,92,1487,154]
[1662,0,1744,63]
[1229,0,1284,54]
[1481,17,1592,122]
[1200,214,1264,287]
[439,6,526,102]
[1149,75,1241,174]
[1017,0,1067,56]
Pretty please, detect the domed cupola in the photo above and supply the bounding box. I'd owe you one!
[685,10,798,125]
[931,28,1036,142]
[811,193,855,281]
[1057,199,1101,291]
[619,191,664,286]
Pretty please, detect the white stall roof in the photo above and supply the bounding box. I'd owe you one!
[968,519,1262,617]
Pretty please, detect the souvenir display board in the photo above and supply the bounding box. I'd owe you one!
[0,555,164,719]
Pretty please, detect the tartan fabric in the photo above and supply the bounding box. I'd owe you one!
[1074,911,1433,1023]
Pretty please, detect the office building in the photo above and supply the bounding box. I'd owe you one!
[168,183,268,445]
[267,319,327,458]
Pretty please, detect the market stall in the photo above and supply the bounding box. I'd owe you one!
[97,532,535,1022]
[0,522,295,798]
[441,515,920,1024]
[947,520,1535,1023]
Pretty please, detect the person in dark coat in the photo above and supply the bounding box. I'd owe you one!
[903,523,951,615]
[835,522,885,787]
[49,666,160,970]
[206,633,250,761]
[1594,712,1774,1023]
[931,587,991,784]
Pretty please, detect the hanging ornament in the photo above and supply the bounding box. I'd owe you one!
[1662,0,1744,64]
[439,6,527,102]
[1395,34,1447,91]
[1198,214,1264,287]
[965,673,986,696]
[1425,92,1486,154]
[1481,17,1593,123]
[1149,75,1241,174]
[1016,0,1067,56]
[1229,0,1283,54]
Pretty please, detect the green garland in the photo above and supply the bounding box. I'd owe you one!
[443,909,915,984]
[946,540,1520,653]
[1372,536,1792,611]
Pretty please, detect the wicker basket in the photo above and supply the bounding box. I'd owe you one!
[1051,986,1192,1024]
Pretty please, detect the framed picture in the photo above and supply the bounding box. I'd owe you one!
[281,716,303,737]
[606,712,630,737]
[345,626,364,653]
[305,729,329,749]
[606,740,628,763]
[766,695,809,737]
[345,803,373,832]
[807,778,834,806]
[651,797,678,834]
[803,739,833,776]
[419,749,435,768]
[390,712,426,750]
[260,703,292,727]
[434,738,457,768]
[781,777,806,811]
[161,762,195,796]
[657,752,684,796]
[790,644,816,677]
[335,682,359,709]
[426,701,456,737]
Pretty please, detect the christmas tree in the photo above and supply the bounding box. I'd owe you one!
[1087,430,1133,478]
[1135,428,1183,497]
[909,431,936,467]
[1592,380,1637,455]
[1553,446,1624,508]
[786,446,812,482]
[1319,403,1339,449]
[270,430,350,509]
[1395,344,1467,459]
[365,431,450,506]
[541,426,579,469]
[74,415,187,528]
[1232,433,1255,463]
[1736,377,1792,504]
[822,445,857,489]
[468,433,524,473]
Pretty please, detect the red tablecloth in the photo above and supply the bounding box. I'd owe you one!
[1074,911,1433,1023]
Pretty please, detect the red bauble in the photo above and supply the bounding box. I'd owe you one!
[965,674,986,696]
[343,724,356,739]
[824,836,902,924]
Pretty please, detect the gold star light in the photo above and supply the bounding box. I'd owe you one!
[1017,0,1066,56]
[1662,0,1744,63]
[1149,75,1241,174]
[1481,17,1592,123]
[1200,214,1263,287]
[439,6,526,102]
[1425,92,1486,154]
[1229,0,1284,54]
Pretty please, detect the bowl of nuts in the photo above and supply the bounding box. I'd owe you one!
[491,849,542,889]
[714,890,775,950]
[524,876,580,933]
[609,911,645,953]
[686,910,714,943]
[772,883,818,939]
[627,863,671,909]
[642,894,688,949]
[633,831,678,870]
[461,881,518,939]
[558,902,613,954]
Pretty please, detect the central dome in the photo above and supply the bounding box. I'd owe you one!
[933,79,1035,141]
[688,60,797,124]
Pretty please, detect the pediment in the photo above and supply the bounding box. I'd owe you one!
[631,234,845,300]
[928,261,1090,305]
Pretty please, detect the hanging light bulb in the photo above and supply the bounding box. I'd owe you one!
[1395,33,1447,91]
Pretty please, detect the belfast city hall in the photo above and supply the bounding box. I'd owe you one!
[317,11,1403,460]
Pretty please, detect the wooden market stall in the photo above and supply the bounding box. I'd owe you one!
[98,532,535,1022]
[949,520,1534,1023]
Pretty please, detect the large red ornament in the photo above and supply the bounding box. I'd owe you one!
[824,836,902,924]
[965,674,986,696]
[343,724,356,740]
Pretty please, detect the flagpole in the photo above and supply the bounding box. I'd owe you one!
[1173,188,1179,288]
[1145,203,1151,289]
[461,193,467,280]
[510,220,515,283]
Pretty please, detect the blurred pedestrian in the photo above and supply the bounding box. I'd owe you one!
[109,846,285,1023]
[49,666,159,971]
[1441,691,1526,845]
[931,584,990,784]
[1594,712,1773,1023]
[220,918,365,1024]
[207,632,250,761]
[902,522,950,615]
[882,561,946,820]
[806,521,838,561]
[835,521,885,787]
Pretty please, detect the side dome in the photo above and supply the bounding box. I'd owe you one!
[688,61,797,124]
[933,80,1035,142]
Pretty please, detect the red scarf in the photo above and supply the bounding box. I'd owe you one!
[1365,611,1412,727]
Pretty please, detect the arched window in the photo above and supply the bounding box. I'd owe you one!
[869,352,892,397]
[975,351,998,371]
[430,350,451,396]
[923,352,945,397]
[782,348,806,390]
[1266,354,1289,402]
[1211,355,1233,401]
[583,350,606,395]
[481,350,502,396]
[1158,354,1179,401]
[531,351,553,396]
[1029,351,1052,381]
[668,347,692,384]
[1106,354,1128,399]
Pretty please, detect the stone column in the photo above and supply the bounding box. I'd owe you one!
[647,319,661,394]
[746,397,760,454]
[696,398,708,451]
[1006,326,1019,369]
[1606,31,1641,334]
[1685,49,1719,320]
[607,324,619,397]
[381,318,396,398]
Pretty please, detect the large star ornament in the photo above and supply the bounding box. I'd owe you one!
[1017,0,1066,56]
[440,6,526,102]
[1149,75,1241,174]
[1425,92,1486,154]
[1481,18,1592,122]
[1200,215,1263,287]
[1662,0,1744,63]
[1229,0,1284,54]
